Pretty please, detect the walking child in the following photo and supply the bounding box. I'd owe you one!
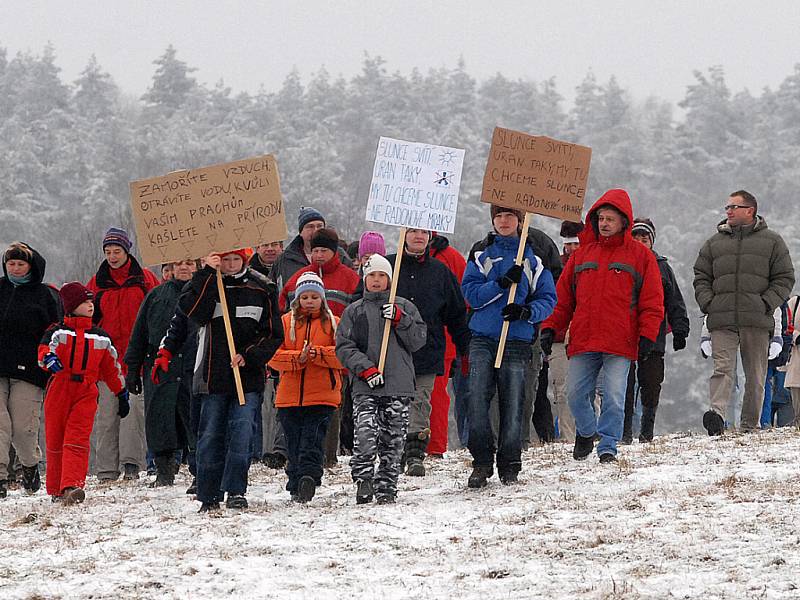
[336,255,426,504]
[39,282,129,504]
[269,272,342,502]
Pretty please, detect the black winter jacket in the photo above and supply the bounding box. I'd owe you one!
[0,245,60,388]
[653,253,690,353]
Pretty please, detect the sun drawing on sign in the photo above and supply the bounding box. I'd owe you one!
[439,150,458,166]
[434,171,454,187]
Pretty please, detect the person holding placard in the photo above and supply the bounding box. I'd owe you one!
[461,206,557,488]
[173,249,283,512]
[540,190,664,464]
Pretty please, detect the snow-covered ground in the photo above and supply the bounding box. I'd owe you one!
[3,429,800,600]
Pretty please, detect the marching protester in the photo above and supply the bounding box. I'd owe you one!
[461,205,556,487]
[621,218,690,443]
[385,228,471,476]
[336,254,426,504]
[124,259,197,486]
[39,282,128,504]
[694,190,794,434]
[249,240,284,278]
[541,190,663,463]
[762,303,792,428]
[269,272,342,502]
[0,242,61,498]
[87,227,159,482]
[169,249,282,512]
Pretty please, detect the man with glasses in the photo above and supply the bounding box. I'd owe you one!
[694,190,794,435]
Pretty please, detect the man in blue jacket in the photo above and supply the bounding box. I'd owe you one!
[461,205,557,488]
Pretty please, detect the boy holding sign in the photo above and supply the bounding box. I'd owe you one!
[461,206,557,488]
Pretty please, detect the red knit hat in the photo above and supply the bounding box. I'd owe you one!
[213,249,249,262]
[60,282,94,315]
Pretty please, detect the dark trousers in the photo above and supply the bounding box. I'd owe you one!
[624,352,665,440]
[278,405,334,494]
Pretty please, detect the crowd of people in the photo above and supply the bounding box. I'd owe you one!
[0,188,796,510]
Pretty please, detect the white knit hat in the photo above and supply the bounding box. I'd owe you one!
[289,272,336,341]
[362,254,393,281]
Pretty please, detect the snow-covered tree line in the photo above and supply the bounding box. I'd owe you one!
[2,44,799,430]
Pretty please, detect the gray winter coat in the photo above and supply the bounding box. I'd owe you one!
[336,290,427,397]
[694,216,794,332]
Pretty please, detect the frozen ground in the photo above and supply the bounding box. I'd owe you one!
[2,429,800,600]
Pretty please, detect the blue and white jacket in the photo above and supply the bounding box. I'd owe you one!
[462,234,557,342]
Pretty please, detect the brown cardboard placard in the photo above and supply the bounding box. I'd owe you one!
[129,154,288,266]
[481,127,591,222]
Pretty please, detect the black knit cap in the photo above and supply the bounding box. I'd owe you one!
[560,221,584,238]
[3,242,34,264]
[311,228,339,252]
[490,204,524,223]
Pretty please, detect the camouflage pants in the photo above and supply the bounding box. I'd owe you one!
[350,394,411,497]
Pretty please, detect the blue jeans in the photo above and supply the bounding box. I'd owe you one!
[568,352,631,457]
[452,355,471,447]
[187,392,202,477]
[467,336,531,475]
[762,365,786,428]
[196,391,262,503]
[277,405,334,494]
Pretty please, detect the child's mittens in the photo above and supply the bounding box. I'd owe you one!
[43,352,63,373]
[117,389,130,418]
[151,348,173,384]
[360,367,384,389]
[381,303,403,326]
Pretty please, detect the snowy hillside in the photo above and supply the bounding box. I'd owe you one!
[3,429,800,599]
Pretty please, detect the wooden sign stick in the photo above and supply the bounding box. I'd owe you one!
[216,267,246,406]
[494,212,532,369]
[378,227,407,373]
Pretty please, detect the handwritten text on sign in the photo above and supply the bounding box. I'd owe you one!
[481,128,591,223]
[366,137,464,234]
[129,155,288,266]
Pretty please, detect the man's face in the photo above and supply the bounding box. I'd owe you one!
[256,241,283,265]
[311,247,335,265]
[563,242,580,256]
[104,245,128,269]
[493,212,520,237]
[632,233,653,250]
[725,196,756,227]
[405,229,430,254]
[300,220,325,246]
[172,260,196,281]
[596,208,625,237]
[221,254,244,274]
[365,271,389,292]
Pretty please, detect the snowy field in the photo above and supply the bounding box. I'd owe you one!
[3,429,800,600]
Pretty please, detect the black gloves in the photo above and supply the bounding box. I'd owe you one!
[540,328,555,356]
[498,265,523,289]
[117,389,131,419]
[502,303,531,322]
[672,336,687,352]
[125,373,142,395]
[638,337,655,361]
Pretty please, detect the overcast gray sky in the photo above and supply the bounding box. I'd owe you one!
[1,1,798,106]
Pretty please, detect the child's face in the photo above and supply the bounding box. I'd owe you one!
[73,300,94,318]
[493,212,520,236]
[299,291,323,312]
[365,271,389,292]
[221,254,244,274]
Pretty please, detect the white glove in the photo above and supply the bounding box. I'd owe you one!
[769,340,783,360]
[700,340,712,359]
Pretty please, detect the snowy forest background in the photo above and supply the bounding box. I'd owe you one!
[2,44,800,431]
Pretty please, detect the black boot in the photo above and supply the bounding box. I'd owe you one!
[356,479,374,504]
[21,465,41,494]
[405,429,430,477]
[151,455,175,487]
[639,405,657,443]
[573,434,595,460]
[703,410,725,436]
[296,476,316,503]
[621,410,633,445]
[123,463,140,480]
[467,465,493,489]
[0,479,6,499]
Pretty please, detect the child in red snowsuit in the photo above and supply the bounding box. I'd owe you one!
[38,282,129,504]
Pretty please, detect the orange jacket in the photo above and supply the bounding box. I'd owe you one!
[268,311,343,408]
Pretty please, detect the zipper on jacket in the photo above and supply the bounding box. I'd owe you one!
[297,321,312,406]
[734,231,742,327]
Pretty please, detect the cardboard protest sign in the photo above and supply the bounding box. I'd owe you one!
[481,127,591,222]
[366,137,465,234]
[129,155,288,266]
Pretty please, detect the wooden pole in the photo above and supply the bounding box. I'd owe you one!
[216,267,246,406]
[378,227,407,373]
[494,212,532,369]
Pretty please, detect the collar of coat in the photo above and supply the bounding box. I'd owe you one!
[95,255,147,289]
[716,215,767,235]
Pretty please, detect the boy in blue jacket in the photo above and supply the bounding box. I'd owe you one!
[461,205,557,488]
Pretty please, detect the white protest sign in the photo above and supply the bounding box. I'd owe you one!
[365,136,464,234]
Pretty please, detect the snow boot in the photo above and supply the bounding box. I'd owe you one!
[405,429,430,477]
[226,494,248,510]
[198,501,220,513]
[599,453,617,464]
[21,465,41,494]
[467,465,493,489]
[262,453,287,470]
[376,493,396,505]
[703,410,725,436]
[296,476,316,503]
[151,455,175,487]
[61,487,86,505]
[356,479,374,504]
[573,434,595,460]
[639,405,657,442]
[123,463,140,480]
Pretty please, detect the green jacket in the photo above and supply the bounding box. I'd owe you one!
[693,216,795,332]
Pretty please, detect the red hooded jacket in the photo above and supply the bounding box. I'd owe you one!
[542,189,663,361]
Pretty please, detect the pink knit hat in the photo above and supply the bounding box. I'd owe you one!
[358,231,385,258]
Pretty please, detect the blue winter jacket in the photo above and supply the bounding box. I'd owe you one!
[462,233,557,342]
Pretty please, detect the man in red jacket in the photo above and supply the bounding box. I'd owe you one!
[540,190,663,463]
[87,228,159,481]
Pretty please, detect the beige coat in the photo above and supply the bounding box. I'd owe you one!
[782,296,800,388]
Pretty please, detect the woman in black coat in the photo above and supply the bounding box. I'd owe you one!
[0,242,61,497]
